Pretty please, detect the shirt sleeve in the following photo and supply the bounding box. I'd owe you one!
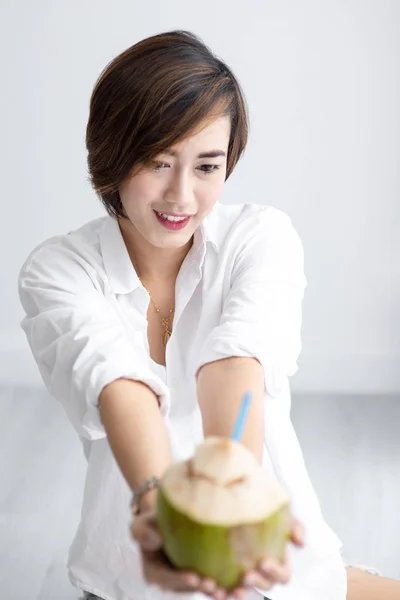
[18,242,170,441]
[194,209,307,397]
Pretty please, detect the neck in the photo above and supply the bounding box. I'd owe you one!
[118,218,193,282]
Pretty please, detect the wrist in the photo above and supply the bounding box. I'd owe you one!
[130,476,160,515]
[138,487,158,512]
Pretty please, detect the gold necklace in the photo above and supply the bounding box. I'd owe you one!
[147,291,174,346]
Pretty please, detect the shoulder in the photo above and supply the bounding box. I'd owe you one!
[207,202,303,255]
[19,216,109,291]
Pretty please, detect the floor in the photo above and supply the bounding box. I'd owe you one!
[0,387,399,599]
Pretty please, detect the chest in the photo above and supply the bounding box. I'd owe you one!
[110,252,230,375]
[144,282,176,367]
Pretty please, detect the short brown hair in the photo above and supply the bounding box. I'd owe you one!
[86,30,249,218]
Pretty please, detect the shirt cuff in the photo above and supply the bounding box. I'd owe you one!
[194,331,299,398]
[81,363,171,440]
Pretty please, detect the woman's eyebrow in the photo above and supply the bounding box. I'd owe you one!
[163,149,227,159]
[197,150,226,159]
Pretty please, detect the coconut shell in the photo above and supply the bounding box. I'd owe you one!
[157,437,292,589]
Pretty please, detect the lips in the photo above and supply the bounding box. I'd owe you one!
[154,210,192,231]
[155,210,191,220]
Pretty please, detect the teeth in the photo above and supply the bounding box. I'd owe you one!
[158,212,187,222]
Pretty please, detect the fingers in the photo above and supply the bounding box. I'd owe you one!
[230,586,249,599]
[131,513,238,597]
[132,511,297,596]
[241,548,291,591]
[211,588,228,600]
[290,518,305,547]
[199,578,248,600]
[131,512,162,552]
[242,570,273,590]
[258,553,291,585]
[142,549,201,592]
[198,577,217,596]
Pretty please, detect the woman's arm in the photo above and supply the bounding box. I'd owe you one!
[99,379,172,510]
[18,243,171,444]
[19,243,215,594]
[194,208,306,461]
[346,567,400,600]
[197,357,265,462]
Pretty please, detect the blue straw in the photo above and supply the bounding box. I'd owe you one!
[231,391,252,442]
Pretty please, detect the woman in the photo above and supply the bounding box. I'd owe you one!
[18,30,398,600]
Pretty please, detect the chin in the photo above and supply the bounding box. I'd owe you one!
[151,234,193,249]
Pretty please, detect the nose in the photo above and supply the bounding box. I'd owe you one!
[164,168,194,209]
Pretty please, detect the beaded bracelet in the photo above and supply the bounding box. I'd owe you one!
[130,476,160,515]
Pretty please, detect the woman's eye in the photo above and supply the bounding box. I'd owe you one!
[199,164,221,175]
[150,162,221,174]
[152,161,169,170]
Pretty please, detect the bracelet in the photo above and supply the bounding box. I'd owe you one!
[130,476,160,516]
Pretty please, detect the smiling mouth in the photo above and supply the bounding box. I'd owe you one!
[154,210,193,222]
[154,210,193,230]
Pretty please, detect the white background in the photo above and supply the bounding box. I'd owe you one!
[1,0,399,393]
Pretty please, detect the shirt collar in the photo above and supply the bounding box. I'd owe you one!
[99,217,142,295]
[99,208,219,295]
[200,205,219,253]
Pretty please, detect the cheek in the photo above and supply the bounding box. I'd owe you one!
[120,178,154,212]
[198,180,224,209]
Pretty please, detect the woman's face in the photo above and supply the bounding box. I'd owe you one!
[119,115,231,249]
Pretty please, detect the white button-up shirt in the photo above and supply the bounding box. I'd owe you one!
[19,203,343,600]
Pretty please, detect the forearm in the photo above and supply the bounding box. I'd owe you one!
[196,357,265,462]
[99,378,172,510]
[346,567,400,600]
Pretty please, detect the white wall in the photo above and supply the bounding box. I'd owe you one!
[1,0,399,393]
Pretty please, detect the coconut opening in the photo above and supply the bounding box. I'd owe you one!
[161,437,289,526]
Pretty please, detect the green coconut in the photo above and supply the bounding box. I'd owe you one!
[156,436,292,589]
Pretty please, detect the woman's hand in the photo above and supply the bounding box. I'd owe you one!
[131,509,245,598]
[131,510,304,599]
[238,518,305,592]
